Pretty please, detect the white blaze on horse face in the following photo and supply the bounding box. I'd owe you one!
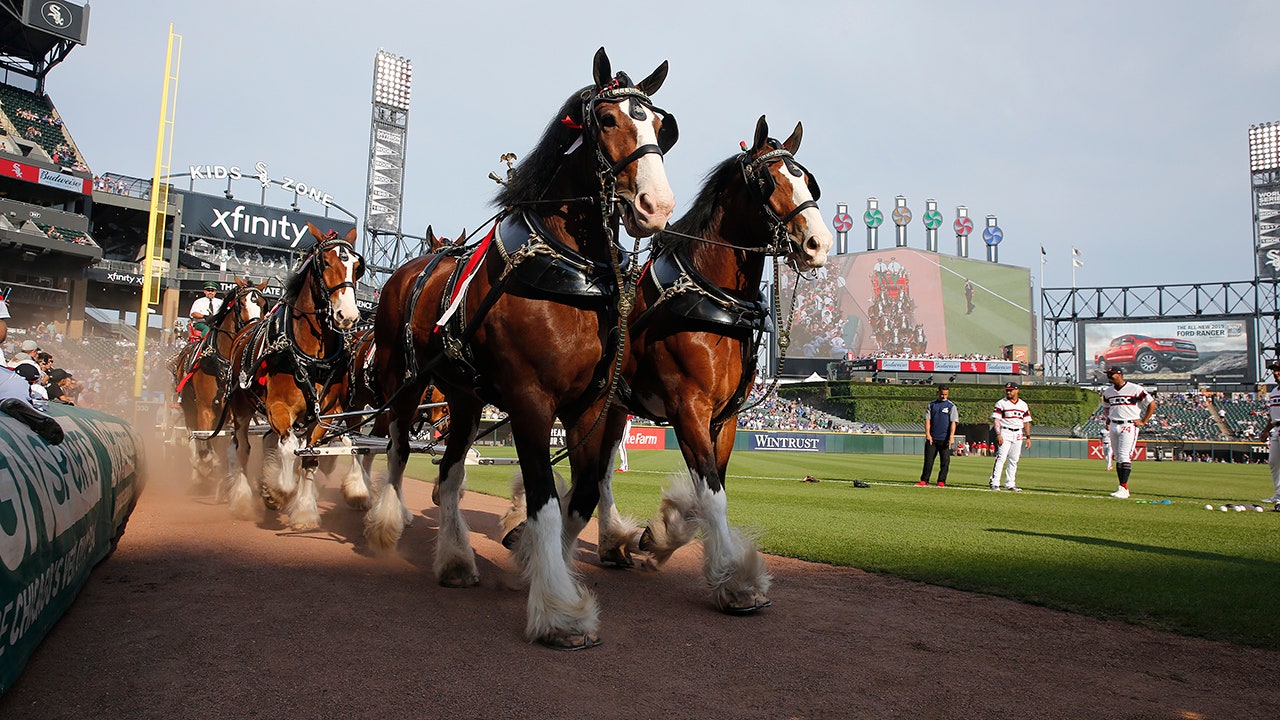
[332,250,360,329]
[622,99,675,235]
[244,293,263,321]
[785,175,832,269]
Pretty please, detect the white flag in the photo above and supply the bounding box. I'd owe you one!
[1072,247,1083,268]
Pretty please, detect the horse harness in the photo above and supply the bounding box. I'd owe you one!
[238,239,361,428]
[617,144,819,428]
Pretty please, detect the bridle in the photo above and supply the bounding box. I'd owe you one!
[294,235,364,330]
[740,142,821,263]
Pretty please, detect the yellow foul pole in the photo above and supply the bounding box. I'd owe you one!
[134,25,182,397]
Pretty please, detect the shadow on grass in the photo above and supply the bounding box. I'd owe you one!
[986,528,1279,569]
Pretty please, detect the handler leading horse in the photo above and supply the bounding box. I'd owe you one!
[368,48,676,649]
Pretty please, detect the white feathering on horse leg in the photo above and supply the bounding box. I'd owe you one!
[274,432,300,496]
[514,500,599,645]
[642,472,701,566]
[433,461,479,587]
[697,486,772,612]
[286,466,322,531]
[596,469,643,564]
[364,470,405,552]
[499,472,529,542]
[338,436,371,509]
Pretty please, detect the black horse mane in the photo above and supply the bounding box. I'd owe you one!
[281,256,312,305]
[206,285,242,326]
[658,154,743,250]
[493,86,592,208]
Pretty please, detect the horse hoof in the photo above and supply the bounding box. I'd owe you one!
[637,525,655,553]
[290,518,321,532]
[344,496,371,510]
[501,523,525,550]
[598,547,634,568]
[439,571,480,588]
[722,592,772,615]
[539,630,601,651]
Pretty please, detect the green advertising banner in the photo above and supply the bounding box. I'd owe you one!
[0,404,145,694]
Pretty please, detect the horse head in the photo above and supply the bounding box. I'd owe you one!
[496,48,677,242]
[586,48,677,238]
[231,277,269,327]
[305,224,364,330]
[742,115,832,270]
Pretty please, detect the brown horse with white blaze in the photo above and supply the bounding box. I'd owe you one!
[224,225,367,528]
[171,277,269,494]
[548,116,831,612]
[368,48,677,649]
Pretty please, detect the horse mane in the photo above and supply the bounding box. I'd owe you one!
[659,155,742,250]
[206,288,240,326]
[493,86,591,208]
[280,258,311,305]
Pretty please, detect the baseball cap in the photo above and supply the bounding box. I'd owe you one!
[49,368,72,383]
[19,339,39,352]
[1004,382,1019,389]
[1268,360,1280,371]
[13,363,38,381]
[1105,366,1124,376]
[202,281,219,290]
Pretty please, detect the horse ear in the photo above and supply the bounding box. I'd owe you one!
[256,279,269,290]
[592,47,611,88]
[236,277,248,287]
[426,225,439,250]
[456,228,467,246]
[636,60,668,96]
[344,227,358,243]
[307,222,322,240]
[752,115,769,152]
[783,121,804,155]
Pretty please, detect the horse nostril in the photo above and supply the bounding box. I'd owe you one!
[634,192,656,217]
[806,237,820,253]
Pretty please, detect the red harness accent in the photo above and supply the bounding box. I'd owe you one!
[175,369,198,393]
[433,223,497,336]
[257,360,269,386]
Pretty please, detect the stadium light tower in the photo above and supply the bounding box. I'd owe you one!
[1250,121,1280,365]
[363,50,412,286]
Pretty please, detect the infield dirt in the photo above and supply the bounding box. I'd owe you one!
[0,437,1275,719]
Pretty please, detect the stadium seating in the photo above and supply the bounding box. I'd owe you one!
[0,84,84,169]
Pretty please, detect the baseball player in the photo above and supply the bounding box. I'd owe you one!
[1257,360,1280,504]
[989,382,1032,492]
[1098,413,1113,471]
[1101,366,1157,499]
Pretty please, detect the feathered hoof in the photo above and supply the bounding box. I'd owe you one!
[343,494,371,510]
[500,521,525,550]
[289,517,321,532]
[259,483,282,511]
[721,590,772,615]
[438,569,480,588]
[598,546,634,568]
[538,630,602,651]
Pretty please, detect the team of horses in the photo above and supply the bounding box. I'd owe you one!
[170,47,831,649]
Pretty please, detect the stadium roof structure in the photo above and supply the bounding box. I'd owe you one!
[0,0,87,89]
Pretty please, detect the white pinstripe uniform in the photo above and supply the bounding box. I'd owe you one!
[989,396,1032,489]
[1265,384,1280,501]
[1102,381,1152,463]
[1098,417,1112,468]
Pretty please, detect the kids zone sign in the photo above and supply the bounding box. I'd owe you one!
[175,190,355,251]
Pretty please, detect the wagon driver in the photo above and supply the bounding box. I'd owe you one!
[189,281,223,339]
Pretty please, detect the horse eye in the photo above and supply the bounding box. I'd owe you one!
[598,112,617,128]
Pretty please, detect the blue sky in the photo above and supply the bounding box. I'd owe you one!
[44,1,1280,292]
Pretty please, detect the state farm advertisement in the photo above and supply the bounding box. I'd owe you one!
[625,426,665,450]
[1081,318,1252,383]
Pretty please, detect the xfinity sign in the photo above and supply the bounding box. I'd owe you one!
[175,190,356,252]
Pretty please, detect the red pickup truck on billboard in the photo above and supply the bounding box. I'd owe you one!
[1094,334,1199,374]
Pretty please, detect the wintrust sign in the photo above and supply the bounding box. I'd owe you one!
[748,433,826,453]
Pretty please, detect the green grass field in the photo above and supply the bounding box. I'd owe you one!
[403,448,1280,649]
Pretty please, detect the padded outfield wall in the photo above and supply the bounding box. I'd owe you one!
[779,248,1033,364]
